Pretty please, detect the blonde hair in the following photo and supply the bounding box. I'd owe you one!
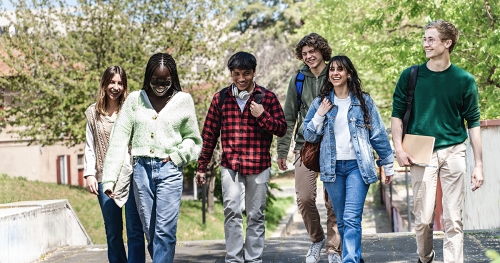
[425,20,459,53]
[95,66,128,115]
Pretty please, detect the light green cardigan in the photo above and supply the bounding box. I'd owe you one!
[102,90,202,191]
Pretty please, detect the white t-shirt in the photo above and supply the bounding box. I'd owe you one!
[311,95,356,160]
[333,95,356,160]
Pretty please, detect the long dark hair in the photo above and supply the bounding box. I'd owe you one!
[142,53,182,92]
[319,55,371,128]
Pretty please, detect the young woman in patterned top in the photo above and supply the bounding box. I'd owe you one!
[83,66,145,263]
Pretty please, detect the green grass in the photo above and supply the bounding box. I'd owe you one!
[0,174,294,243]
[178,196,294,240]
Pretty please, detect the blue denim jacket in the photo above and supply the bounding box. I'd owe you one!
[303,92,394,184]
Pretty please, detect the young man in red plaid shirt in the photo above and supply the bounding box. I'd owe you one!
[196,51,286,263]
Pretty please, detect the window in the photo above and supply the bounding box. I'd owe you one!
[77,154,84,165]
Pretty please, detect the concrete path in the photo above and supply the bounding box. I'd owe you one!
[37,230,500,262]
[37,180,500,262]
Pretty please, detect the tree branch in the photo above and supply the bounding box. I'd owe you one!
[387,24,424,33]
[485,0,494,30]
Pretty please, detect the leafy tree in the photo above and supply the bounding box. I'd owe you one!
[298,0,499,120]
[0,0,231,145]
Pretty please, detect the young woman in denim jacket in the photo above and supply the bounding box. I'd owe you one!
[303,55,394,263]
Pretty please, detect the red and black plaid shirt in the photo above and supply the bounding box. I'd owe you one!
[197,84,286,175]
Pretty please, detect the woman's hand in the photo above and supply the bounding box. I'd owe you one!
[86,176,99,195]
[317,98,333,117]
[105,189,116,199]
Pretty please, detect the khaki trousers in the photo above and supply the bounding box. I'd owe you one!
[294,152,341,254]
[411,143,466,263]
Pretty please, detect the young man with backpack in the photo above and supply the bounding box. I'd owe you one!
[277,33,342,263]
[196,51,286,263]
[391,20,483,263]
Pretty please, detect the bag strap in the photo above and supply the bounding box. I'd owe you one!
[295,72,305,110]
[215,87,229,138]
[402,65,419,138]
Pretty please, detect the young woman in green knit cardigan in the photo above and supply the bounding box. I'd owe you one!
[102,54,203,263]
[83,66,145,263]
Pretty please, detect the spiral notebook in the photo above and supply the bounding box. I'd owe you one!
[402,134,435,167]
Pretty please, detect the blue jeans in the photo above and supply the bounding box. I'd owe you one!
[221,167,269,263]
[133,157,183,263]
[324,160,369,263]
[97,182,145,263]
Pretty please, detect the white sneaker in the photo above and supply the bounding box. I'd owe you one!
[305,237,325,263]
[328,252,342,263]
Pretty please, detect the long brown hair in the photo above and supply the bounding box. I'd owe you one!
[95,66,128,115]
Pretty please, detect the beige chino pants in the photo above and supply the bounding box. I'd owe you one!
[411,142,466,263]
[294,152,342,255]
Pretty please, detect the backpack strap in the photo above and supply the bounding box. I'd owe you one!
[402,65,419,138]
[216,87,229,137]
[295,72,305,110]
[254,91,263,104]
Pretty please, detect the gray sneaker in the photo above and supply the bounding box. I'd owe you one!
[305,237,325,263]
[328,252,342,263]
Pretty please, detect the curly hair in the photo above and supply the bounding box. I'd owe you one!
[319,55,372,129]
[294,33,332,62]
[142,53,182,92]
[425,20,459,53]
[95,66,128,116]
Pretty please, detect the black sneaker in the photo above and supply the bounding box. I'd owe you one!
[417,250,435,263]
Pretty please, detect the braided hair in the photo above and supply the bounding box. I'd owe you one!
[319,55,372,129]
[142,53,182,92]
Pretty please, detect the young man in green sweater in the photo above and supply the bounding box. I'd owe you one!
[277,33,341,263]
[391,20,483,263]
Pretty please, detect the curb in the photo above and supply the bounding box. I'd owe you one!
[270,200,298,238]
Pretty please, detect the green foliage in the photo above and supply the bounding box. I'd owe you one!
[299,0,499,120]
[486,249,500,263]
[0,0,231,145]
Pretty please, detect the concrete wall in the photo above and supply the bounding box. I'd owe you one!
[463,120,500,230]
[0,127,85,186]
[0,199,92,263]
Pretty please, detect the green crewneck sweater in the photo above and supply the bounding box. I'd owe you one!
[392,63,480,150]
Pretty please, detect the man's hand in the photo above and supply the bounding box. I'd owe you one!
[86,176,98,195]
[250,101,264,117]
[278,158,288,171]
[196,172,207,185]
[317,98,333,117]
[395,150,415,167]
[471,166,483,191]
[384,176,393,185]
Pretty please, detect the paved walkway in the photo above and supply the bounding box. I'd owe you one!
[37,230,500,262]
[37,180,500,262]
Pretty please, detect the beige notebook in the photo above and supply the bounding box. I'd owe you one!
[402,134,435,166]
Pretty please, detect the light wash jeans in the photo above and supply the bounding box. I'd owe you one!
[324,160,369,263]
[97,182,145,263]
[132,157,183,263]
[221,167,270,263]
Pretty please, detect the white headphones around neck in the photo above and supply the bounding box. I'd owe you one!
[232,84,251,100]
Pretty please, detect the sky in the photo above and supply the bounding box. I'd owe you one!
[1,0,80,11]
